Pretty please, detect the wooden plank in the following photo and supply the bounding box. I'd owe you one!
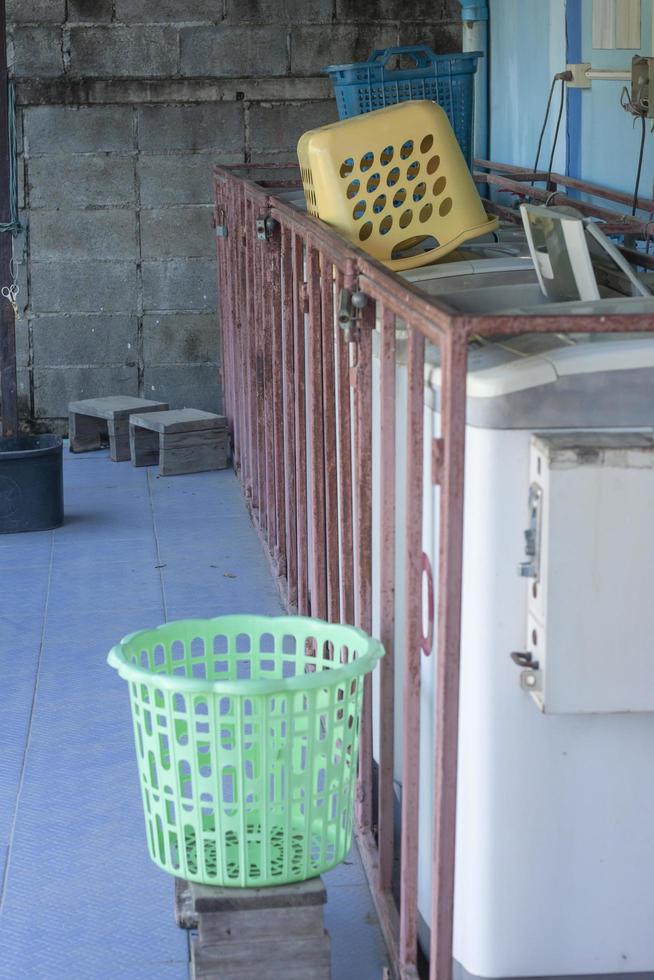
[129,408,226,433]
[191,875,326,912]
[198,905,326,944]
[129,423,159,467]
[174,878,197,930]
[68,412,107,452]
[159,429,229,475]
[106,419,131,462]
[191,935,331,980]
[67,395,169,420]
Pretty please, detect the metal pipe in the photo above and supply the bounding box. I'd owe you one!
[0,0,17,438]
[378,304,397,893]
[336,267,355,627]
[429,331,468,980]
[458,0,488,23]
[307,245,327,620]
[354,302,374,830]
[585,67,631,81]
[292,232,309,616]
[281,227,298,609]
[320,251,340,624]
[399,328,425,975]
[459,0,489,164]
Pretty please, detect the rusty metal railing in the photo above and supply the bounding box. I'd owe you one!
[213,161,653,980]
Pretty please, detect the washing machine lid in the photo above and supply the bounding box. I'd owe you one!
[424,330,654,429]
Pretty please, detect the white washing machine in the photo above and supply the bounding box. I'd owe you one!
[370,261,654,979]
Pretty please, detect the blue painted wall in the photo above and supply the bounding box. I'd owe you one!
[489,0,567,174]
[489,0,653,202]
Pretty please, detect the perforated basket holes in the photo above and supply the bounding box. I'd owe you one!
[400,139,414,160]
[366,172,380,192]
[359,151,374,172]
[387,166,401,187]
[346,177,360,199]
[359,221,373,242]
[352,199,367,221]
[419,202,433,224]
[301,164,318,216]
[412,181,426,202]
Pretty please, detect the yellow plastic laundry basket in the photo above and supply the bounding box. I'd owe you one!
[297,100,498,272]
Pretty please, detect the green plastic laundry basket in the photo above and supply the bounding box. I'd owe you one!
[108,614,383,887]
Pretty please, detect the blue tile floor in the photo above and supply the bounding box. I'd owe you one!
[0,446,388,979]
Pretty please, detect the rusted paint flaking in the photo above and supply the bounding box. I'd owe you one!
[354,304,374,831]
[213,160,646,980]
[269,227,287,576]
[399,328,425,975]
[307,246,328,621]
[378,303,396,892]
[475,158,654,216]
[261,238,275,546]
[430,329,467,980]
[292,231,309,617]
[320,250,340,625]
[281,227,298,608]
[336,265,355,627]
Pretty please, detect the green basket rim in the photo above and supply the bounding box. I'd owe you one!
[107,613,384,695]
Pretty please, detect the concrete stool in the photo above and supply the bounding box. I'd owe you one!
[129,408,229,476]
[175,877,331,980]
[68,396,169,462]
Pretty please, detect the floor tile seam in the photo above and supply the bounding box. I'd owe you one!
[146,468,169,622]
[0,531,55,917]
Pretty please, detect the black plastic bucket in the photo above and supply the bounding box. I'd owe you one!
[0,434,64,534]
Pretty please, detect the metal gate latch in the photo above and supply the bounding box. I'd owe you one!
[338,288,367,342]
[215,207,228,238]
[518,483,542,579]
[256,215,278,241]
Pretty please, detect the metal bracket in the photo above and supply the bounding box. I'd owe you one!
[566,62,592,88]
[255,215,279,241]
[215,207,228,238]
[510,651,542,696]
[510,650,539,670]
[338,287,367,343]
[517,483,542,580]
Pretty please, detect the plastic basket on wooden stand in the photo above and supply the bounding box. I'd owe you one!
[108,614,383,887]
[297,100,498,273]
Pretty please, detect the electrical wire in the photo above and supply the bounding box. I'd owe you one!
[631,113,647,216]
[619,83,650,221]
[0,81,22,237]
[545,79,566,186]
[530,77,557,186]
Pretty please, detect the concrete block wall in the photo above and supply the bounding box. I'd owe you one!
[6,0,461,431]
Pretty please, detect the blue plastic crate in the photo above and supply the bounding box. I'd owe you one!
[324,45,481,168]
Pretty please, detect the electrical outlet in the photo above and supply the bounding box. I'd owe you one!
[566,63,592,88]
